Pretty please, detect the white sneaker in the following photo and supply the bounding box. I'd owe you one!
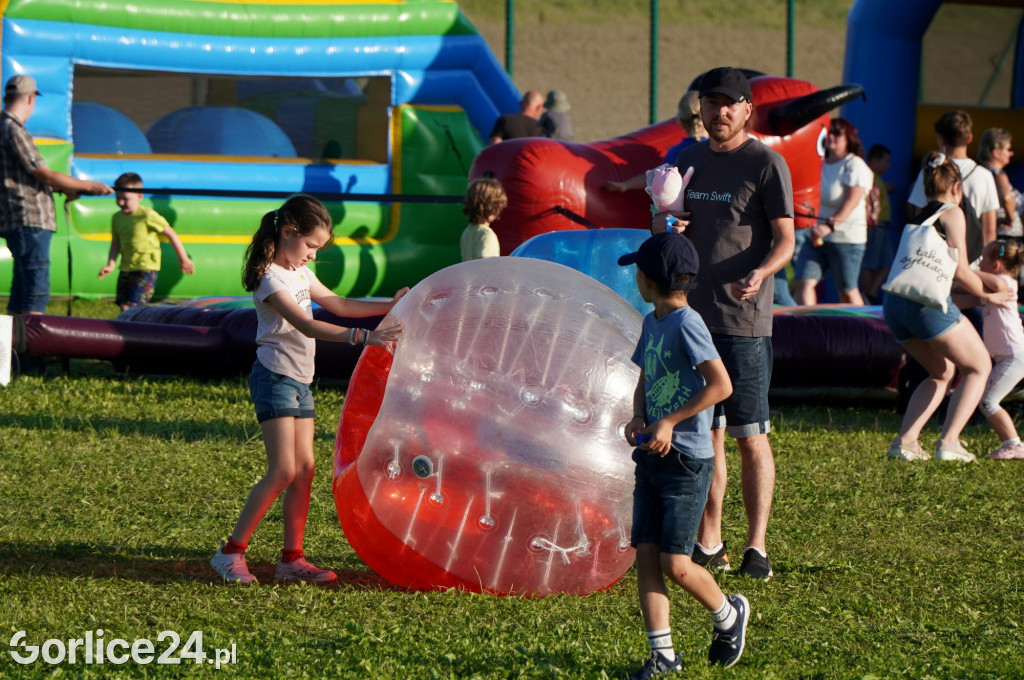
[935,439,976,462]
[210,541,258,584]
[888,437,929,461]
[275,556,337,583]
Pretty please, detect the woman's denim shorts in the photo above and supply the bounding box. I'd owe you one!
[883,293,961,343]
[795,240,866,292]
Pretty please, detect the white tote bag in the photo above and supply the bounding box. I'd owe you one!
[882,204,958,312]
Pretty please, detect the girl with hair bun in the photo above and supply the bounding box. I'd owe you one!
[884,152,1004,463]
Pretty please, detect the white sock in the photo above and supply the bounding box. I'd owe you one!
[646,628,675,661]
[1003,437,1021,447]
[710,596,737,631]
[697,542,722,555]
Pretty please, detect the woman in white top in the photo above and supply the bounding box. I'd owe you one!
[793,118,874,305]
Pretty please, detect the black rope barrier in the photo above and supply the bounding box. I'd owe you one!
[136,187,464,204]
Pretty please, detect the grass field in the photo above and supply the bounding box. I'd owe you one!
[2,347,1023,677]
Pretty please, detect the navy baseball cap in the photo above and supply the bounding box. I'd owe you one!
[618,232,699,290]
[698,67,751,103]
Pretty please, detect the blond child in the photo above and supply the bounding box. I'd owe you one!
[460,177,507,261]
[98,173,194,310]
[972,239,1024,459]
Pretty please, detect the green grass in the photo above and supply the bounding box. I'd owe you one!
[1,371,1022,678]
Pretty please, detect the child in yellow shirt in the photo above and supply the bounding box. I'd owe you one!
[98,172,194,310]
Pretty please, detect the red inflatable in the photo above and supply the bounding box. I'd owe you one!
[470,75,864,252]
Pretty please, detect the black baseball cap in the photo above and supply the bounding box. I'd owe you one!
[618,232,699,290]
[698,67,751,103]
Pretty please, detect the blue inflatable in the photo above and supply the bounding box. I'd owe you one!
[71,102,151,154]
[146,107,297,157]
[511,228,654,316]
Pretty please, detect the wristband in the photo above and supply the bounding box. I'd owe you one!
[361,328,369,344]
[347,327,358,345]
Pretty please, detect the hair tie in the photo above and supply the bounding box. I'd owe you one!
[1000,242,1007,257]
[927,153,946,169]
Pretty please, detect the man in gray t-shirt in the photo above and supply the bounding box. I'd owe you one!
[652,67,794,580]
[676,140,793,337]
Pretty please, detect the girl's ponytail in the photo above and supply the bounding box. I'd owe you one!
[242,210,280,292]
[242,195,333,292]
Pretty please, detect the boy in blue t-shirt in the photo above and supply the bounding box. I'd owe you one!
[618,232,750,677]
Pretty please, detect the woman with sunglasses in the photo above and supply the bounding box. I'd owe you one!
[793,118,873,305]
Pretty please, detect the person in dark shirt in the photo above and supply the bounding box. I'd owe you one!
[488,90,544,144]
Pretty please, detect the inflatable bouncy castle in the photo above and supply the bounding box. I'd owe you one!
[0,0,519,300]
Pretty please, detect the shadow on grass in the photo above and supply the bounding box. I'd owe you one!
[0,542,395,590]
[0,412,252,444]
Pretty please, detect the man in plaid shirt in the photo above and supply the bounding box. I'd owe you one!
[1,75,112,315]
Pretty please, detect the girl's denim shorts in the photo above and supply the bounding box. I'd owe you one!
[249,360,315,423]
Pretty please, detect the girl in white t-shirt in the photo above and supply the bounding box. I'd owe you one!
[211,194,406,584]
[975,239,1024,459]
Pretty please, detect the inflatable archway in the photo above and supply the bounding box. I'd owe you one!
[843,0,1024,203]
[0,0,519,300]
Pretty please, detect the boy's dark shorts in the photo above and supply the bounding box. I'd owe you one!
[631,449,714,555]
[115,269,158,308]
[249,360,315,423]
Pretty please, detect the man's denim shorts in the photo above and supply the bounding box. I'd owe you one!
[631,450,713,555]
[712,334,772,438]
[249,360,315,423]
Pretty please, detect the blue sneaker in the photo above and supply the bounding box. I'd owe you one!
[628,651,680,679]
[708,594,749,668]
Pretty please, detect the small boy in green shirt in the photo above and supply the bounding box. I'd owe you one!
[98,172,194,310]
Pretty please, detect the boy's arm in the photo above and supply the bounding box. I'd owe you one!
[161,226,195,275]
[98,236,121,279]
[626,370,646,446]
[643,358,733,457]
